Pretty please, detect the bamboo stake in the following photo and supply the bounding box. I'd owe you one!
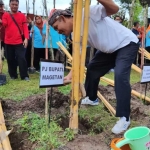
[80,0,90,86]
[69,0,76,129]
[101,77,150,102]
[43,0,52,121]
[97,92,115,116]
[70,0,83,132]
[0,103,11,150]
[45,22,49,121]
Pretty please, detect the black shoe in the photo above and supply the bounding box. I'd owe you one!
[10,77,18,80]
[23,77,30,81]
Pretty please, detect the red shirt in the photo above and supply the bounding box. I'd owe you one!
[2,12,29,45]
[0,11,5,42]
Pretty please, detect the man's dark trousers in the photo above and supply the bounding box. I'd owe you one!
[5,44,29,79]
[85,42,139,119]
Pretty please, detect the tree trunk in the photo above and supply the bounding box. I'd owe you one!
[53,0,56,8]
[128,0,135,29]
[31,0,35,68]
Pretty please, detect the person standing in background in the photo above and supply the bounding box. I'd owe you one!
[33,15,45,72]
[145,24,150,64]
[0,0,5,60]
[132,22,141,65]
[1,0,29,81]
[114,15,123,24]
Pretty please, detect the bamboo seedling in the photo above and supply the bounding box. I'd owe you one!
[43,0,55,121]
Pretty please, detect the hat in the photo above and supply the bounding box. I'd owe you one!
[48,9,73,26]
[0,0,4,5]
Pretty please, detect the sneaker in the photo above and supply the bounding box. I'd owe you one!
[110,69,114,72]
[81,97,99,105]
[111,117,130,134]
[23,77,30,81]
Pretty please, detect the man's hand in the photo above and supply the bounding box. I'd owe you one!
[23,38,28,48]
[64,75,72,85]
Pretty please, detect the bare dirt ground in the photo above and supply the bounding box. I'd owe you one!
[1,83,150,150]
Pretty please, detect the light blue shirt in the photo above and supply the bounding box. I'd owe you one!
[33,25,45,48]
[32,24,66,49]
[146,31,150,47]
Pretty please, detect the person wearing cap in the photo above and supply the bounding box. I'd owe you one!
[0,0,5,60]
[48,0,139,134]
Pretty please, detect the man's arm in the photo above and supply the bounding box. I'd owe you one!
[2,12,8,27]
[98,0,119,16]
[22,14,29,48]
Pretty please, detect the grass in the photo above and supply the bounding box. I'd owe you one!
[79,104,117,133]
[16,112,65,150]
[0,61,45,101]
[0,60,141,100]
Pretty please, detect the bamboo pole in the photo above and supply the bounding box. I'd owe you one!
[69,0,76,129]
[70,0,83,132]
[101,77,150,102]
[45,22,49,121]
[43,0,54,121]
[80,0,90,85]
[0,103,12,150]
[97,92,115,116]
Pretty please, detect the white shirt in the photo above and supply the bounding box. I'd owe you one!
[87,5,138,53]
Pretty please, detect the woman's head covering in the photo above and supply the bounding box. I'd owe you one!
[48,9,73,26]
[35,15,44,30]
